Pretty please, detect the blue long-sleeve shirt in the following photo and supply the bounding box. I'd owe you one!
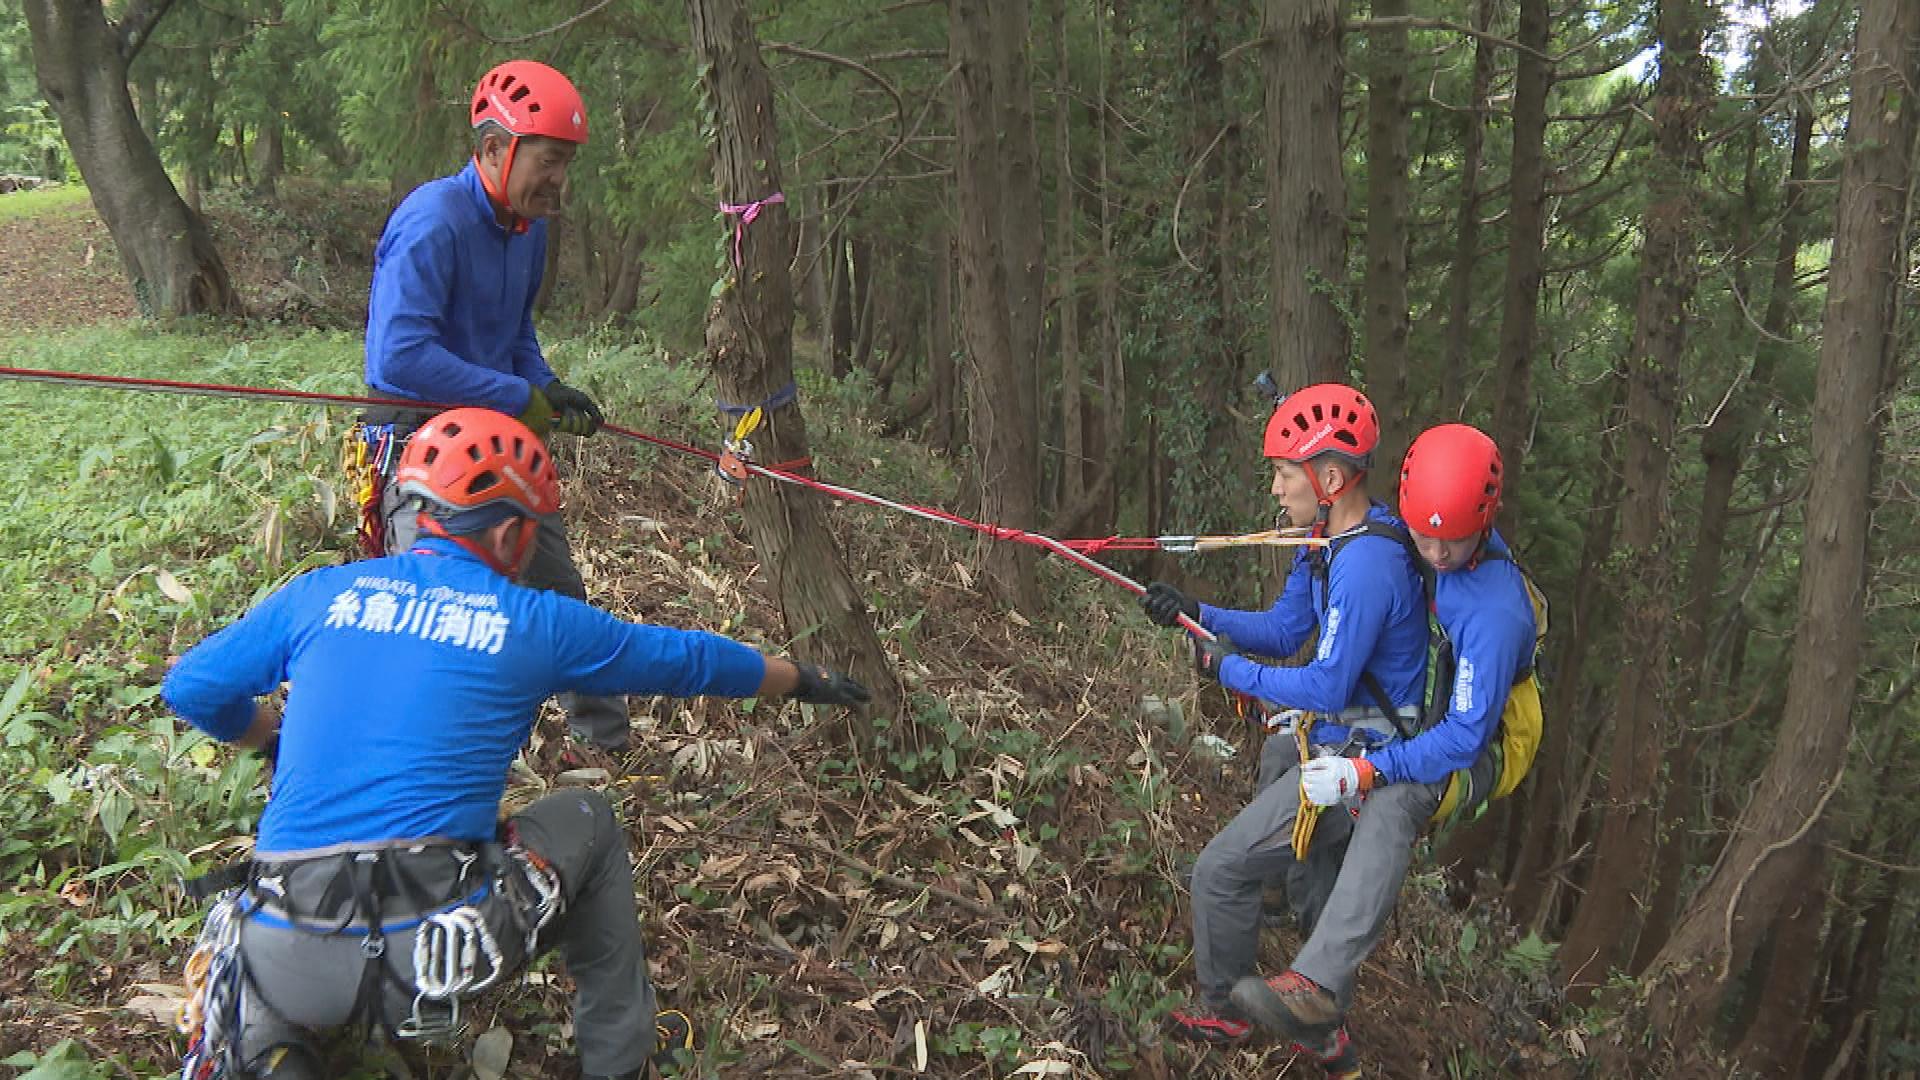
[1367,531,1537,786]
[364,162,556,414]
[163,539,766,853]
[1197,504,1428,746]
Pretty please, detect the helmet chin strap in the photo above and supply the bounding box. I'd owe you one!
[474,137,531,235]
[1304,464,1350,537]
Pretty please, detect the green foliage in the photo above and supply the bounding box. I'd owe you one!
[2,1041,115,1080]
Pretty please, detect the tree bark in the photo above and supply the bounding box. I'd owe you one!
[1556,0,1714,998]
[928,227,960,454]
[26,0,238,317]
[1487,0,1550,494]
[1733,885,1822,1075]
[1090,1,1123,537]
[1639,0,1918,1051]
[1261,0,1347,389]
[1634,105,1814,974]
[1050,0,1083,500]
[252,110,285,199]
[1360,0,1412,479]
[990,0,1046,448]
[951,0,1041,608]
[686,0,902,751]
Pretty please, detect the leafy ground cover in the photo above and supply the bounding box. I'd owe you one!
[0,197,1585,1079]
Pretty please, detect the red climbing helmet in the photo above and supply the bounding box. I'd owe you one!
[1400,423,1502,540]
[471,60,588,144]
[394,408,561,521]
[1263,383,1379,468]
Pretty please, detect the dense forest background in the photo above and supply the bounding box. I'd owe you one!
[1,0,1916,1076]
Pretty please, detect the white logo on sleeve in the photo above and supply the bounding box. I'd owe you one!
[1316,607,1342,661]
[1453,657,1475,714]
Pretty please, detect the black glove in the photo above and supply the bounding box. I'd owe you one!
[790,662,872,707]
[544,381,604,436]
[1141,582,1200,627]
[1193,634,1240,682]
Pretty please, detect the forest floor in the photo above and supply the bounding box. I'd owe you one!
[0,182,1596,1078]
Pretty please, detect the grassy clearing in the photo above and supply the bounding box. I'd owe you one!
[0,183,93,222]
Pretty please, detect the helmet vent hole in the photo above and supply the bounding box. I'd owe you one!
[509,85,531,103]
[467,471,498,496]
[421,447,439,465]
[490,434,505,455]
[465,444,483,462]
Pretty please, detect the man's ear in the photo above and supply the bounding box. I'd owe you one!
[1321,461,1350,496]
[476,131,509,166]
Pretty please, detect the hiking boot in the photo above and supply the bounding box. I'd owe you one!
[652,1008,694,1072]
[1165,1002,1253,1046]
[1229,969,1342,1043]
[582,1010,695,1079]
[1295,1023,1360,1079]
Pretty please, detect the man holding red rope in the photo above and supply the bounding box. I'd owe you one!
[362,60,628,758]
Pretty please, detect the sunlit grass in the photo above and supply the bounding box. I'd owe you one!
[0,182,93,222]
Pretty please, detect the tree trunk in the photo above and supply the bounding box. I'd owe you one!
[1634,105,1814,973]
[1556,0,1713,999]
[1640,0,1918,1051]
[1359,0,1411,481]
[850,236,877,375]
[1734,886,1823,1075]
[1050,0,1083,500]
[1487,0,1550,493]
[686,0,902,752]
[1437,0,1497,422]
[1261,0,1347,389]
[928,227,960,453]
[990,0,1046,446]
[27,0,239,317]
[1091,1,1123,538]
[828,210,855,376]
[252,110,285,199]
[952,0,1041,607]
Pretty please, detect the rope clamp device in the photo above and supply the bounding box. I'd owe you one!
[717,406,763,484]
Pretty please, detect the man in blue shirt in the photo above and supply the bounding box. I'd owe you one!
[1227,424,1538,1074]
[362,59,628,755]
[1139,384,1425,1075]
[165,409,869,1080]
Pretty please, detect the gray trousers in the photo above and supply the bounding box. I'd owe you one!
[234,790,655,1078]
[1191,740,1442,1013]
[381,483,629,749]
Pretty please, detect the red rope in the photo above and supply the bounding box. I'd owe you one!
[0,365,1171,582]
